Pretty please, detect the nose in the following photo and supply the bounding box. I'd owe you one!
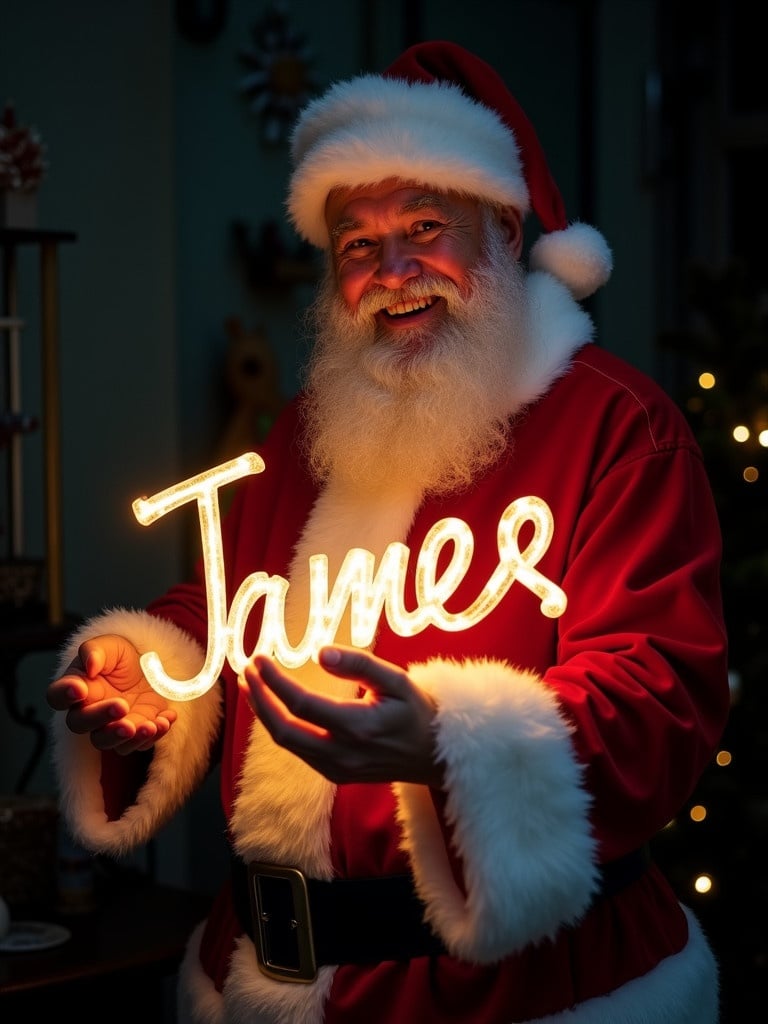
[374,236,420,289]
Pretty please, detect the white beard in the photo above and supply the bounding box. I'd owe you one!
[299,216,531,498]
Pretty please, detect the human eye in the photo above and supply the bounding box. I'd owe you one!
[336,235,375,258]
[349,236,374,249]
[412,219,441,237]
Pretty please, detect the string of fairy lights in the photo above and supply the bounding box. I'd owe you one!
[659,741,734,903]
[659,364,753,907]
[690,370,767,484]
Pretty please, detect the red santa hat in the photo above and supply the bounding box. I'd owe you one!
[288,40,612,300]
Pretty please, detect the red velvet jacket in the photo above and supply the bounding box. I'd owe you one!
[52,285,729,1023]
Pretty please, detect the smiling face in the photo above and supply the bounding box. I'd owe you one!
[325,180,522,347]
[301,188,531,496]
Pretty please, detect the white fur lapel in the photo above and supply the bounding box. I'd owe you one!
[230,476,423,872]
[230,270,590,872]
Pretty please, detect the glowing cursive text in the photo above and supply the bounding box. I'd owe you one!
[132,454,566,700]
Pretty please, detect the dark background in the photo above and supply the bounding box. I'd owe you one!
[1,2,765,1020]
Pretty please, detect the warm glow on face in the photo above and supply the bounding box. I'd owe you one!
[133,455,567,700]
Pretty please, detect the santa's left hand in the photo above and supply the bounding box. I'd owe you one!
[239,647,444,787]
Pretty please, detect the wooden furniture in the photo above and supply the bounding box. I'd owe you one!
[0,228,80,796]
[0,877,212,1023]
[1,227,77,626]
[0,231,208,1024]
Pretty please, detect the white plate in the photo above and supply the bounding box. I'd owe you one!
[0,920,71,952]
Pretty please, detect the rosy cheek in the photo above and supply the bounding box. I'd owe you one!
[337,266,370,308]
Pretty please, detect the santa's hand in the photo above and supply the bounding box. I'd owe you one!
[239,647,443,786]
[46,634,177,754]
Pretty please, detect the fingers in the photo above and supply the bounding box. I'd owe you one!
[87,713,176,754]
[240,659,359,782]
[46,673,89,710]
[64,695,174,733]
[65,698,130,734]
[240,649,412,734]
[241,657,329,738]
[48,632,178,755]
[239,653,441,786]
[46,636,133,711]
[47,661,119,711]
[63,697,176,753]
[317,645,411,697]
[78,635,144,691]
[82,642,107,679]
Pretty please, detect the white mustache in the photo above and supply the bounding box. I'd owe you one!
[354,277,462,321]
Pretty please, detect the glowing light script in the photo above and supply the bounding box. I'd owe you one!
[132,453,567,700]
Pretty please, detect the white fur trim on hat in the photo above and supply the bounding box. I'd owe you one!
[288,74,528,248]
[288,61,613,298]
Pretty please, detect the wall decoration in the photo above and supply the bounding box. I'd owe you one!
[237,1,320,145]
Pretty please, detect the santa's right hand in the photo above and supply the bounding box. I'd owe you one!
[47,635,177,753]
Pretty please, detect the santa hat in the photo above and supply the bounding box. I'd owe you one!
[288,40,611,300]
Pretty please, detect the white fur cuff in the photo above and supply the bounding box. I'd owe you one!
[50,607,222,857]
[394,656,598,962]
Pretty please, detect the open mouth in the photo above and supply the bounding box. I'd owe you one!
[381,295,439,319]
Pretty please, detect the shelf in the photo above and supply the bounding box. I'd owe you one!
[0,876,212,1021]
[0,228,77,245]
[1,228,78,624]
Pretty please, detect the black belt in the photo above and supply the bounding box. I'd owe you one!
[231,846,650,983]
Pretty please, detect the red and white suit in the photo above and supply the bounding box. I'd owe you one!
[52,272,729,1023]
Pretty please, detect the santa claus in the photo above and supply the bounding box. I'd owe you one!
[48,40,728,1024]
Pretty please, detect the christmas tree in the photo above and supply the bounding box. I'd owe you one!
[654,258,768,1019]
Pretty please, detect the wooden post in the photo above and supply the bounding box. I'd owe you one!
[40,240,63,624]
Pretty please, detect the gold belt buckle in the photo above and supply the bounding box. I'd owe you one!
[247,862,317,982]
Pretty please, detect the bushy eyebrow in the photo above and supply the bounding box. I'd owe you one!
[329,194,450,242]
[401,193,449,215]
[330,217,362,242]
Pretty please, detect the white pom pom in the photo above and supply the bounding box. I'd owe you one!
[529,222,612,300]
